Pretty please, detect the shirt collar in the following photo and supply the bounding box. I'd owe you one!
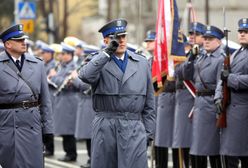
[11,56,22,62]
[114,53,125,60]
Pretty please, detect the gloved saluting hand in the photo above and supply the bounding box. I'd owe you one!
[188,44,199,62]
[104,37,119,56]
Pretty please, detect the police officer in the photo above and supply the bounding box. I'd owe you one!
[0,24,53,168]
[216,18,248,168]
[74,44,96,168]
[183,25,225,168]
[155,78,178,168]
[172,34,195,168]
[144,30,156,66]
[40,43,56,157]
[78,18,156,168]
[188,22,206,49]
[50,42,83,162]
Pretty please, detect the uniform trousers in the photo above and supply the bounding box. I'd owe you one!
[155,147,181,168]
[225,156,248,168]
[43,134,54,154]
[86,139,91,161]
[191,155,222,168]
[62,135,77,159]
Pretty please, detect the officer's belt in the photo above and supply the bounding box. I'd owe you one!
[176,84,186,90]
[196,90,215,96]
[0,101,40,109]
[163,89,176,93]
[96,112,141,120]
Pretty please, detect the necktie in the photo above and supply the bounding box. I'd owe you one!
[16,60,22,71]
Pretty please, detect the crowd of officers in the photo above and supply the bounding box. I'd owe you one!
[153,18,248,168]
[0,17,247,168]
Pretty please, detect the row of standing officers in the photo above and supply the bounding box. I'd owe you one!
[0,17,247,168]
[153,18,248,168]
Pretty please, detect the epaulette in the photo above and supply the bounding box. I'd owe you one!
[35,56,43,61]
[134,51,146,58]
[90,51,99,56]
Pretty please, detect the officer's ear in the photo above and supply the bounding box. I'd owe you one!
[103,36,110,45]
[4,40,11,49]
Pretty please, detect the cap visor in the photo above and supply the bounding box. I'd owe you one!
[144,39,154,42]
[11,35,29,40]
[238,28,248,31]
[203,34,216,38]
[116,32,128,36]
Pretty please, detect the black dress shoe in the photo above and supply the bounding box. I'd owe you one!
[58,155,76,162]
[44,151,54,157]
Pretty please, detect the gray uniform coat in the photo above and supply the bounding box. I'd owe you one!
[0,51,53,168]
[183,46,224,155]
[45,59,56,110]
[79,50,156,168]
[75,86,95,139]
[155,81,175,148]
[216,47,248,156]
[172,64,193,148]
[51,60,87,135]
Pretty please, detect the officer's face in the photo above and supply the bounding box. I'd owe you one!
[188,32,204,46]
[61,52,73,63]
[75,47,83,57]
[238,30,248,46]
[203,37,221,53]
[146,40,155,52]
[41,51,53,63]
[5,39,26,55]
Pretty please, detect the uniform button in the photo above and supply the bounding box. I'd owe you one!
[135,97,138,100]
[133,130,136,133]
[117,130,121,133]
[16,126,18,129]
[30,127,33,129]
[30,110,33,113]
[15,110,18,113]
[233,105,236,107]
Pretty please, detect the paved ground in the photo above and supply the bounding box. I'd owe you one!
[45,137,241,168]
[44,137,174,168]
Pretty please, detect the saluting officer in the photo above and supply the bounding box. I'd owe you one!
[155,78,178,168]
[183,26,225,168]
[216,18,248,168]
[0,24,53,168]
[172,34,196,168]
[78,18,156,168]
[188,22,206,51]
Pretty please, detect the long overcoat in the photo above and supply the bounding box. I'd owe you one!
[79,50,156,168]
[75,85,95,139]
[172,64,193,148]
[155,81,175,148]
[51,60,88,135]
[216,47,248,156]
[0,51,53,168]
[183,46,224,155]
